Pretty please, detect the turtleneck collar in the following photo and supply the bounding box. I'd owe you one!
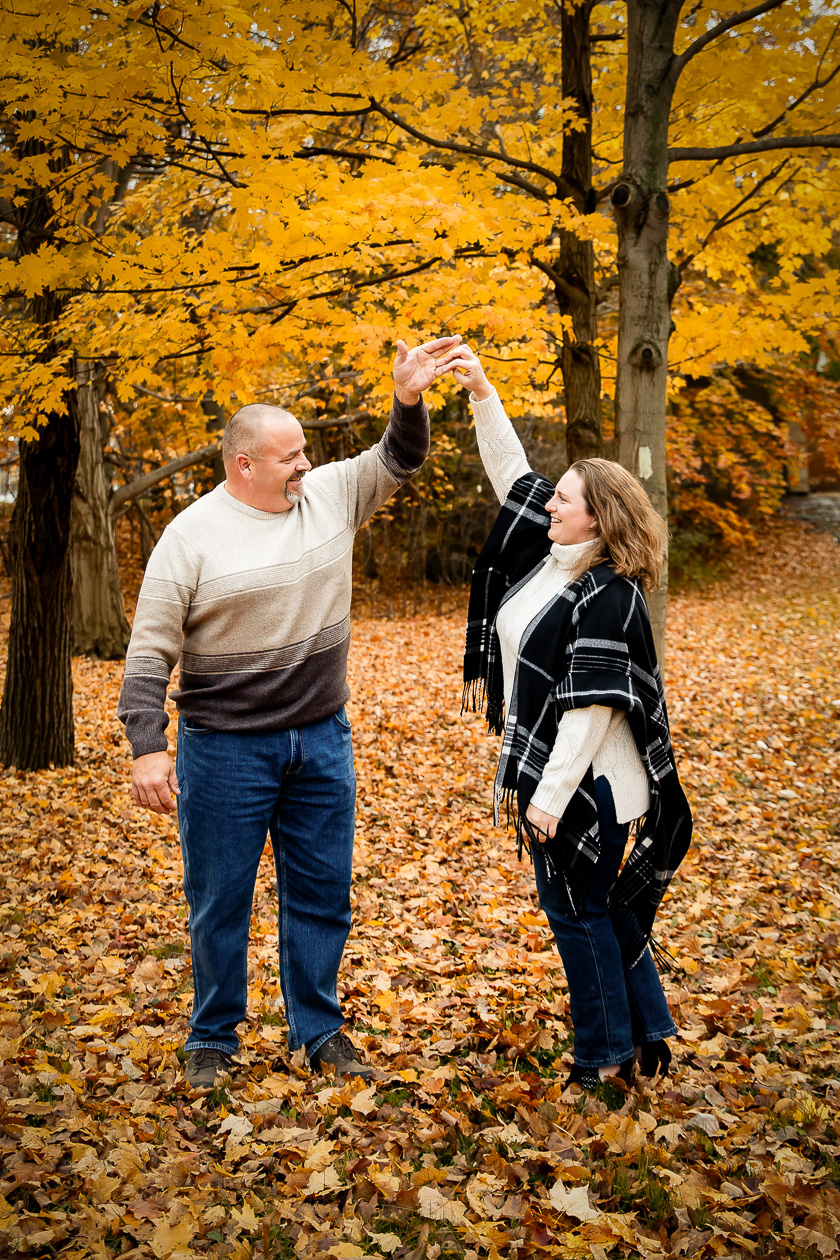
[548,537,601,567]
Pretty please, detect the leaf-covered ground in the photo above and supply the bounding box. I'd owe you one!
[1,519,839,1260]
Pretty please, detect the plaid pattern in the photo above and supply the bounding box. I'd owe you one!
[463,472,692,967]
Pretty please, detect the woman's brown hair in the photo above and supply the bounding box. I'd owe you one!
[567,458,668,591]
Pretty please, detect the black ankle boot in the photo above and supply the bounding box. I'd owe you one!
[615,1057,635,1085]
[639,1039,672,1077]
[566,1058,634,1091]
[566,1063,600,1090]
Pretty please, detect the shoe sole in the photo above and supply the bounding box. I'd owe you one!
[185,1069,233,1089]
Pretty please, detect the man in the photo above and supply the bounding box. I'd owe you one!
[118,335,459,1087]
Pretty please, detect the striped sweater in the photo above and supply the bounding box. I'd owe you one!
[118,394,429,758]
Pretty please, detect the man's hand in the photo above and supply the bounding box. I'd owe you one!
[434,342,494,400]
[393,334,461,404]
[525,802,560,842]
[132,751,180,814]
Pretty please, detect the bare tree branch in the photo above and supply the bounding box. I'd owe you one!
[753,22,840,138]
[528,255,588,307]
[669,134,840,162]
[230,101,376,120]
[496,171,552,201]
[670,0,788,81]
[132,384,200,404]
[679,159,791,268]
[111,440,222,509]
[299,146,396,165]
[110,410,384,511]
[369,101,574,199]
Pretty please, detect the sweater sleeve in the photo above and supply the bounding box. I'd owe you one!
[530,704,614,820]
[470,389,531,504]
[336,392,430,531]
[117,527,197,758]
[360,392,430,529]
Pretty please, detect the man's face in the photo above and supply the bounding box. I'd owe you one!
[245,417,312,512]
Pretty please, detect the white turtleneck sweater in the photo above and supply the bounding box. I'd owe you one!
[472,388,650,825]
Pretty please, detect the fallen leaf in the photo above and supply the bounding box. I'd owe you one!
[549,1178,601,1222]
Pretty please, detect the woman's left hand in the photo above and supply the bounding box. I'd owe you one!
[525,803,560,842]
[434,342,493,399]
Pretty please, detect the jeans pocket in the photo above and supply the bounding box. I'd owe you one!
[332,707,351,732]
[182,717,213,734]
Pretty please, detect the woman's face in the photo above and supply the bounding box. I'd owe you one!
[546,470,598,546]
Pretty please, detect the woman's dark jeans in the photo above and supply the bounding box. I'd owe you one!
[532,775,677,1068]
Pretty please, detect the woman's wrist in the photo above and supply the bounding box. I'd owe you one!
[470,382,495,402]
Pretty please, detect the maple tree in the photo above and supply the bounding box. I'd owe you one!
[279,0,840,648]
[1,515,838,1256]
[2,0,840,766]
[0,0,489,767]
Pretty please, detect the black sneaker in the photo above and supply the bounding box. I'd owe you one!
[310,1031,373,1080]
[185,1047,234,1088]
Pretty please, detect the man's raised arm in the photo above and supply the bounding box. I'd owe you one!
[332,334,460,530]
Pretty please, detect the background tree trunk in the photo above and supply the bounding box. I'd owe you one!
[71,362,130,659]
[0,134,81,769]
[612,0,683,664]
[556,0,603,466]
[201,394,227,486]
[0,402,80,769]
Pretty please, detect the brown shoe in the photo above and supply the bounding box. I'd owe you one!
[310,1031,373,1080]
[185,1047,233,1088]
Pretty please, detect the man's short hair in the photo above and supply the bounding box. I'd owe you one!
[222,404,299,465]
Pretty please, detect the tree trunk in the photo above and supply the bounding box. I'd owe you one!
[557,0,602,466]
[0,401,80,769]
[71,362,130,659]
[0,131,81,768]
[612,0,683,664]
[201,394,227,486]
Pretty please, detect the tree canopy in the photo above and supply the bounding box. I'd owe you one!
[3,1,838,421]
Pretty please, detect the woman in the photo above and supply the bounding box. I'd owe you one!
[438,344,692,1089]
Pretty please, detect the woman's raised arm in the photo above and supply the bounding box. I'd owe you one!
[436,342,530,504]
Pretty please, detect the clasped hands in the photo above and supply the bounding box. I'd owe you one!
[393,335,495,403]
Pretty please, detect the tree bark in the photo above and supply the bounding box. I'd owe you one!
[612,0,683,663]
[201,394,227,486]
[0,130,81,768]
[0,401,80,769]
[555,0,603,465]
[71,363,130,659]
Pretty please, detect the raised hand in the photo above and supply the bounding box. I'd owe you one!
[433,342,494,400]
[393,334,461,403]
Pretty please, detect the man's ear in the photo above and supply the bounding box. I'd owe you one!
[235,453,252,478]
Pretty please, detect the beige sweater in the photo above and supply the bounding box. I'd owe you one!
[118,395,429,757]
[472,388,650,824]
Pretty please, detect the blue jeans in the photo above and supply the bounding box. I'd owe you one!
[175,709,356,1058]
[532,775,677,1068]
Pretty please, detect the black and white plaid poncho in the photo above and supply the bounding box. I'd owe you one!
[463,471,693,968]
